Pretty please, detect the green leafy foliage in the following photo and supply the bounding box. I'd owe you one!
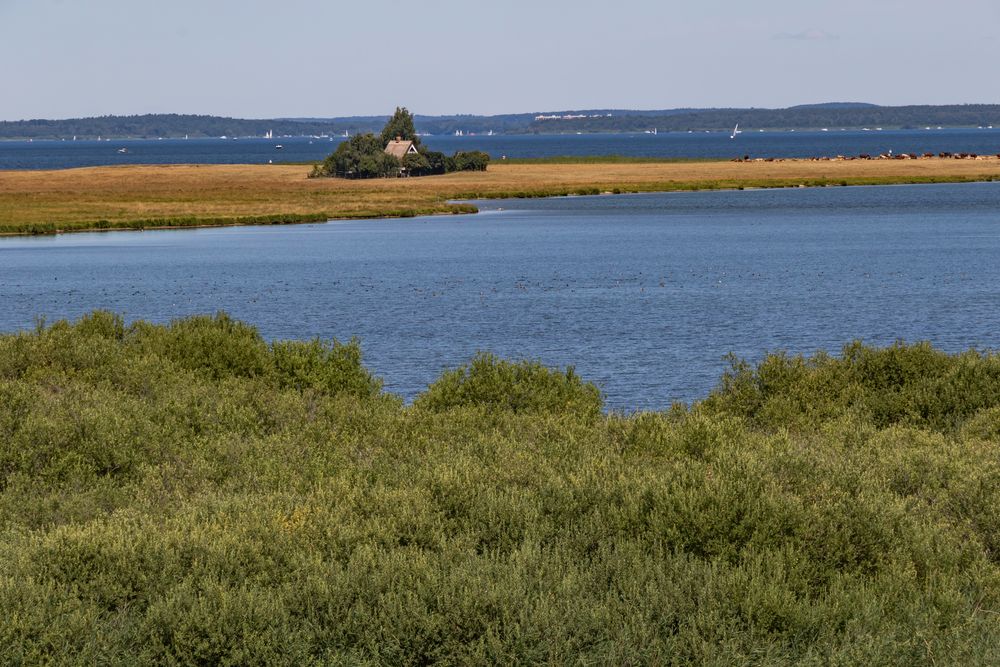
[271,337,382,398]
[415,352,602,416]
[420,150,449,175]
[451,150,491,172]
[401,151,431,176]
[313,133,400,179]
[1,313,1000,664]
[311,108,491,179]
[379,106,422,148]
[704,341,1000,431]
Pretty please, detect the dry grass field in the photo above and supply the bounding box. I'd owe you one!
[2,157,999,235]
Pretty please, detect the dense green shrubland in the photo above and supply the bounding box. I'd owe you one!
[1,313,998,664]
[705,341,1000,432]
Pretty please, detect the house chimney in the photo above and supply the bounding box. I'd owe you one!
[396,136,402,141]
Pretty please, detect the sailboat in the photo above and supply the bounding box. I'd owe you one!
[730,123,741,139]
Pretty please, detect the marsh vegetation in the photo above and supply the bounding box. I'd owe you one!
[1,312,998,663]
[2,159,1000,236]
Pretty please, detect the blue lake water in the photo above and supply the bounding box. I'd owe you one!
[2,128,1000,169]
[2,182,1000,410]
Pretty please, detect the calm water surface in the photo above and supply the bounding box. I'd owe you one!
[2,182,999,410]
[2,128,999,169]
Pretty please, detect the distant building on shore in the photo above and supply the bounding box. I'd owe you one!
[384,138,418,160]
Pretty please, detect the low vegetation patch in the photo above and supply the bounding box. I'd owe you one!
[1,312,999,663]
[3,159,1000,236]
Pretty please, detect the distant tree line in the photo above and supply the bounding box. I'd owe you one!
[310,107,490,179]
[0,114,376,140]
[3,105,1000,140]
[526,105,1000,133]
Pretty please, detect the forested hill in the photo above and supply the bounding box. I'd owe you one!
[527,104,1000,133]
[0,115,384,141]
[2,104,1000,139]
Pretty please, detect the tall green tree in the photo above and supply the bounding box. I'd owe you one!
[380,107,421,148]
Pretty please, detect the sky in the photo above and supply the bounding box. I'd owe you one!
[2,0,998,121]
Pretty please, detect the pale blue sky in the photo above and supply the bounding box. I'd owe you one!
[2,0,998,120]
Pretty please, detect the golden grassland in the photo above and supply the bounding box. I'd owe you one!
[2,157,1000,235]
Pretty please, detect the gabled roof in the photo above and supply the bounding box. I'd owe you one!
[384,139,418,159]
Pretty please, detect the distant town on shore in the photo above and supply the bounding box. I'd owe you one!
[3,103,1000,140]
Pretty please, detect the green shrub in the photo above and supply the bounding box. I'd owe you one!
[451,150,491,172]
[960,405,1000,441]
[415,352,602,416]
[313,133,400,179]
[705,341,1000,432]
[1,314,999,663]
[271,338,382,399]
[130,313,271,380]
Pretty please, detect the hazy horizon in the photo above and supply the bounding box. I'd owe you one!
[7,101,1000,124]
[2,0,999,122]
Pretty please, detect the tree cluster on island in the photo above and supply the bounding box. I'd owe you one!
[310,108,490,179]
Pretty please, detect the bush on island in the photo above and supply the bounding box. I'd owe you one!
[312,133,400,179]
[311,107,490,179]
[452,150,491,172]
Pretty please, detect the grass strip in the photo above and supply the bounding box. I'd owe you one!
[1,161,998,236]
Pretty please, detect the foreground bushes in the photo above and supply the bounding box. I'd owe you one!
[415,352,602,416]
[705,340,1000,431]
[1,313,999,664]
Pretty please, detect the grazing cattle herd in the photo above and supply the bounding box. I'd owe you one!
[732,152,1000,162]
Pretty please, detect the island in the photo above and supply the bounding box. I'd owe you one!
[2,152,999,235]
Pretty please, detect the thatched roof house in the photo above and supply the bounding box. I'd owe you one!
[384,138,418,160]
